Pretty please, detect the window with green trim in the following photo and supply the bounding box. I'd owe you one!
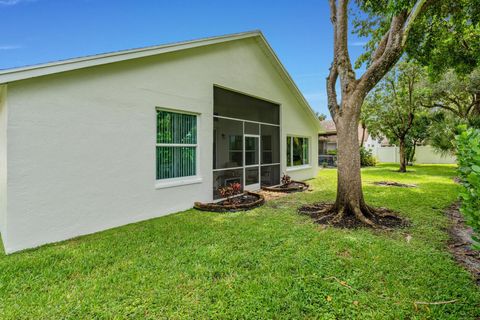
[156,110,197,180]
[286,136,309,167]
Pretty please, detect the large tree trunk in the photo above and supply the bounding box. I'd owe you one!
[324,0,429,227]
[398,139,407,172]
[331,101,376,226]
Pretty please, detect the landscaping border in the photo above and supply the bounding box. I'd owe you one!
[261,181,309,193]
[194,192,265,212]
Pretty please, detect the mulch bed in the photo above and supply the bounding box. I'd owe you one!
[298,202,408,229]
[262,181,309,193]
[445,202,480,285]
[373,181,417,188]
[194,192,264,212]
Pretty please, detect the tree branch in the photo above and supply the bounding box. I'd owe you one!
[356,0,429,98]
[337,0,357,101]
[401,0,429,47]
[326,0,340,120]
[421,102,461,116]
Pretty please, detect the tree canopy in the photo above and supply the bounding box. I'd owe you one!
[363,61,429,171]
[354,0,480,76]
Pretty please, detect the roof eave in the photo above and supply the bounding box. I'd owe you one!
[0,30,262,84]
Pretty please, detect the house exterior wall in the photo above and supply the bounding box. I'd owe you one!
[3,38,319,253]
[0,85,7,240]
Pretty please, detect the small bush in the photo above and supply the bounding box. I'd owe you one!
[218,182,242,202]
[281,173,292,185]
[456,126,480,248]
[327,149,337,155]
[360,147,377,167]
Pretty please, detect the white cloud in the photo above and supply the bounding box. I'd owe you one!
[0,45,22,50]
[0,0,36,5]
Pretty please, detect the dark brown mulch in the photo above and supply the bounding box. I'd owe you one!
[298,202,408,229]
[373,181,417,188]
[445,202,480,285]
[194,192,264,212]
[262,181,309,193]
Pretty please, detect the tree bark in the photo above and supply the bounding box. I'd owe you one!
[399,139,407,172]
[325,0,429,226]
[408,141,417,165]
[360,124,366,147]
[331,99,377,226]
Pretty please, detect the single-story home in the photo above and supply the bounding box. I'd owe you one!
[318,120,368,155]
[0,31,321,253]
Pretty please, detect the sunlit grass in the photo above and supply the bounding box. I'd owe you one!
[0,164,479,319]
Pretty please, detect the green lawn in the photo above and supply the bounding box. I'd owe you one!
[1,164,479,319]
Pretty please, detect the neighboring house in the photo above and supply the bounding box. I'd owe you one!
[0,31,321,253]
[364,135,391,151]
[318,120,368,154]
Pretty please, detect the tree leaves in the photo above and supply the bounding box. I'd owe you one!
[456,126,480,247]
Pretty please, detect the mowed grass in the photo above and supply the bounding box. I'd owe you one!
[1,164,479,319]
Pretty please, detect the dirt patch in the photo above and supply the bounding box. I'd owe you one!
[194,192,264,212]
[298,202,408,229]
[373,181,417,188]
[259,190,290,201]
[445,202,480,285]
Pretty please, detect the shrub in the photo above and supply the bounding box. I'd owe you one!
[281,173,292,186]
[360,147,377,167]
[456,126,480,248]
[218,182,242,202]
[327,149,337,155]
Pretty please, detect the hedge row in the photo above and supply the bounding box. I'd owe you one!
[456,126,480,248]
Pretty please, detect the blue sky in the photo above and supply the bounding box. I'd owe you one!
[0,0,367,117]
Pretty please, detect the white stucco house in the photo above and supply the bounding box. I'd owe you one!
[0,31,321,253]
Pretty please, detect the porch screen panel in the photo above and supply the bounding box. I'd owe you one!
[261,125,280,164]
[156,110,197,180]
[213,118,243,169]
[214,87,279,125]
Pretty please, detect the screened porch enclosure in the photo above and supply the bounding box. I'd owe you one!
[213,87,280,199]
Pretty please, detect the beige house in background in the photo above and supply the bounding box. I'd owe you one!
[0,31,322,253]
[318,120,368,154]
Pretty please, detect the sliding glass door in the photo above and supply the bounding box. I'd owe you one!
[244,135,260,191]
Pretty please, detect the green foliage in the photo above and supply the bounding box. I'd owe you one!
[456,126,480,247]
[423,68,480,125]
[326,149,337,156]
[406,0,480,76]
[360,147,377,167]
[428,111,464,154]
[405,113,431,163]
[315,112,327,121]
[1,165,479,318]
[353,0,480,75]
[362,61,430,165]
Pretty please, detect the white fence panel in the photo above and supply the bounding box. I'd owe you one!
[372,145,456,164]
[414,146,456,164]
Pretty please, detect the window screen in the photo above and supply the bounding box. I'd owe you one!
[156,110,197,180]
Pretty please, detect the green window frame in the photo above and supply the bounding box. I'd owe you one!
[287,136,309,167]
[156,109,197,180]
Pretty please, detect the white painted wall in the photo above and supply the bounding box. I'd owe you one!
[372,145,456,164]
[0,85,6,240]
[3,38,319,253]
